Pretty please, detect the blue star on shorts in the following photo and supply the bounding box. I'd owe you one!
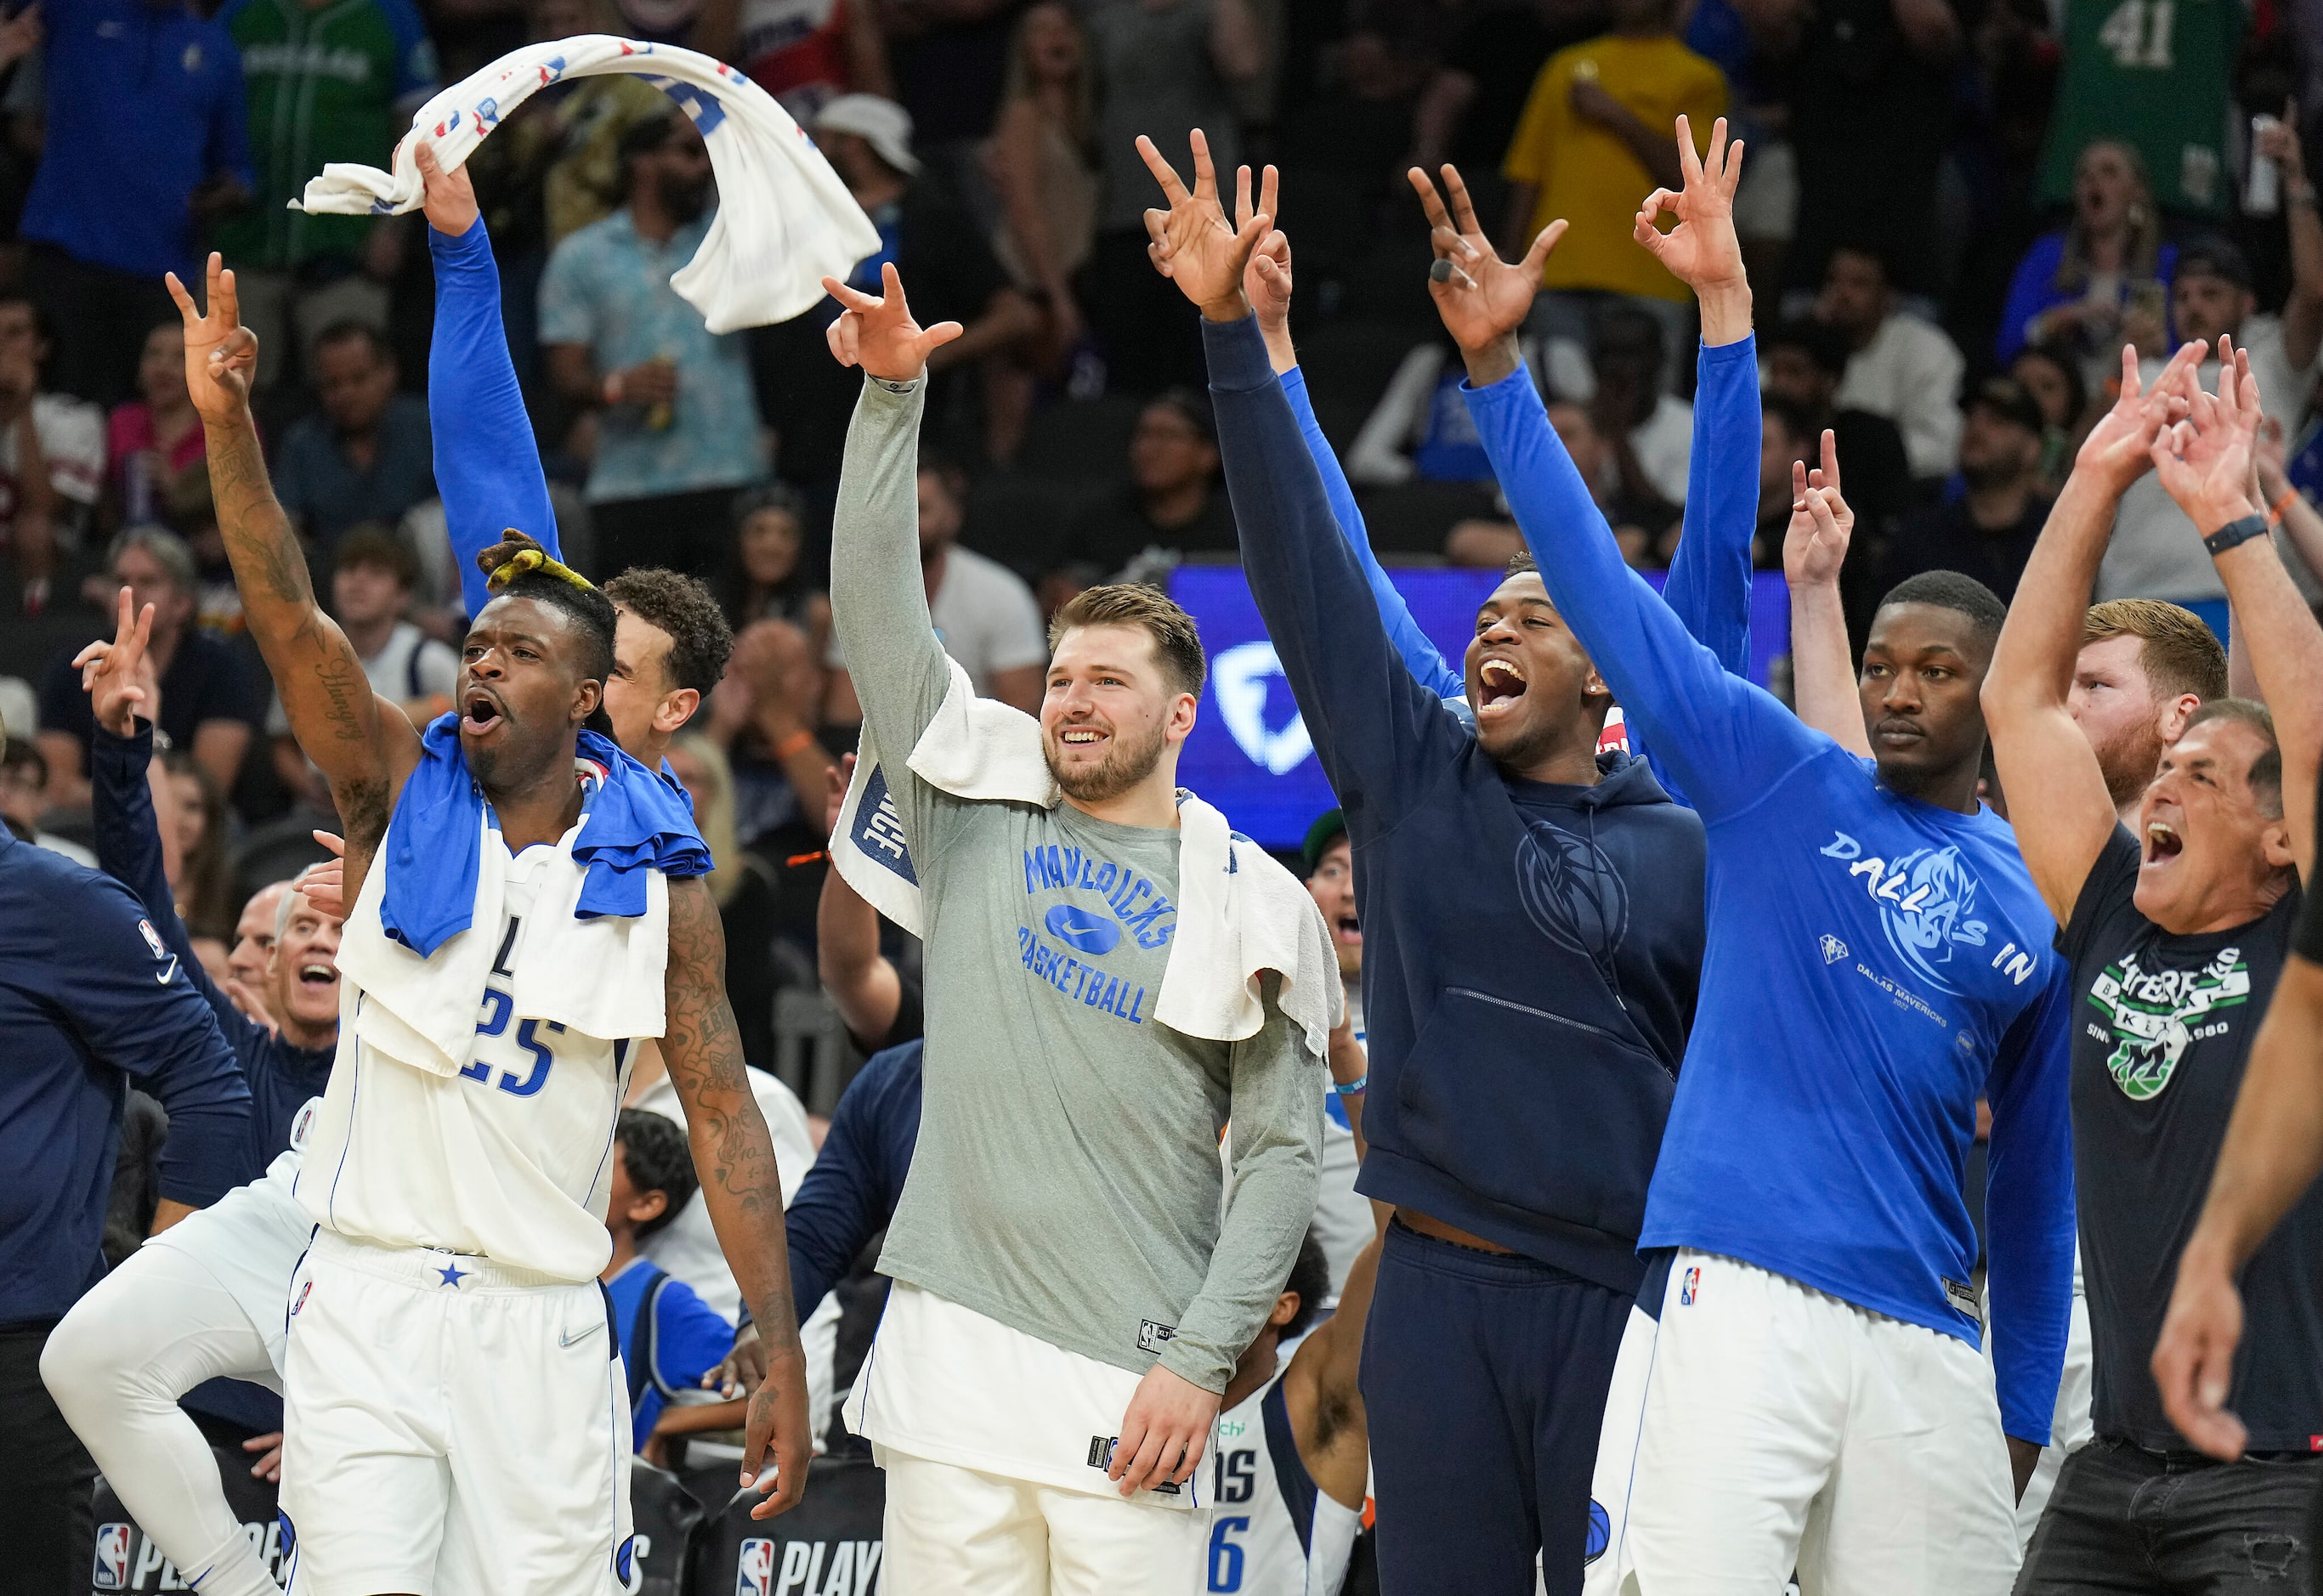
[438,1261,471,1288]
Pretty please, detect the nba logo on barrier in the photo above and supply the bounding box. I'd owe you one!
[1679,1266,1700,1306]
[735,1538,774,1596]
[93,1524,132,1591]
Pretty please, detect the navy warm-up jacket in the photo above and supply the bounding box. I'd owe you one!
[0,826,249,1323]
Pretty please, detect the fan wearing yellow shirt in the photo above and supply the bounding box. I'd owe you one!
[1501,0,1725,376]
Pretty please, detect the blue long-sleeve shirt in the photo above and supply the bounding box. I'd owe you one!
[431,218,562,620]
[742,1040,922,1328]
[1207,312,1707,1293]
[92,724,337,1180]
[0,829,250,1324]
[1279,336,1763,805]
[1464,364,2075,1442]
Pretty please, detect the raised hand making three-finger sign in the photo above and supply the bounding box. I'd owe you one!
[164,254,259,424]
[1633,115,1752,344]
[819,263,964,384]
[1407,162,1564,386]
[1138,128,1272,322]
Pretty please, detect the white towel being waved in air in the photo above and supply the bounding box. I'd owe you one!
[292,35,878,332]
[833,657,1344,1058]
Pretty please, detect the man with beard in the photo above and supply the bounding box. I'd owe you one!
[1986,339,2323,1591]
[41,588,341,1596]
[1414,152,2075,1592]
[2071,601,2225,825]
[167,250,815,1590]
[1145,126,1730,1590]
[820,261,1328,1592]
[541,112,766,580]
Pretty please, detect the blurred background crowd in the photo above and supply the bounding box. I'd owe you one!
[7,0,2323,1115]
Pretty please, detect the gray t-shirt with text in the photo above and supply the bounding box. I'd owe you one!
[830,375,1320,1392]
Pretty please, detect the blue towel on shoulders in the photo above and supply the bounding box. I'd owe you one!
[380,716,711,958]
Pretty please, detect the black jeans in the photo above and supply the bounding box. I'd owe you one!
[2015,1435,2318,1593]
[0,1322,95,1596]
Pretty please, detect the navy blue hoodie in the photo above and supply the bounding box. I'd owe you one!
[1206,314,1709,1293]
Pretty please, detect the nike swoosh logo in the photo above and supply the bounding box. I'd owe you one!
[559,1322,603,1348]
[156,958,178,986]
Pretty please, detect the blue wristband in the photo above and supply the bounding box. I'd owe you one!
[1333,1074,1368,1096]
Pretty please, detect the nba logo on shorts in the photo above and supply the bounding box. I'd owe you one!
[92,1524,133,1590]
[1680,1266,1700,1306]
[735,1538,774,1596]
[291,1280,313,1316]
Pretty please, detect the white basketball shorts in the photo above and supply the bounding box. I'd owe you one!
[1584,1249,2020,1596]
[874,1448,1208,1595]
[280,1230,633,1596]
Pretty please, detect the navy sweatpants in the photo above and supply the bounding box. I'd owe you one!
[1359,1220,1631,1595]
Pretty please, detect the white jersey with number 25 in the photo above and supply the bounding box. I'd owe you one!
[297,834,632,1282]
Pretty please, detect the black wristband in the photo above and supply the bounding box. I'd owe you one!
[2203,513,2269,557]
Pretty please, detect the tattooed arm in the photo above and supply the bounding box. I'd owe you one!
[169,257,421,898]
[662,874,813,1517]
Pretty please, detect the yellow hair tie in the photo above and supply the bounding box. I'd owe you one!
[485,543,597,595]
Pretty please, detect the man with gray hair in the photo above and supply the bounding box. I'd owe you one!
[37,526,258,808]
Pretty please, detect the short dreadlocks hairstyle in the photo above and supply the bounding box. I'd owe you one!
[1278,1231,1331,1340]
[473,531,617,685]
[603,568,735,695]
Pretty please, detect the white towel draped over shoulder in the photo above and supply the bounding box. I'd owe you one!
[292,36,879,332]
[336,812,673,1076]
[831,658,1342,1057]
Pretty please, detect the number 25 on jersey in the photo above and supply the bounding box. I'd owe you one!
[466,987,562,1097]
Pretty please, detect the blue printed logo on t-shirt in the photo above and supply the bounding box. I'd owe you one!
[1013,842,1178,1027]
[1821,832,1993,997]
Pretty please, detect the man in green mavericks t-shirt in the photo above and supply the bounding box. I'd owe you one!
[823,262,1325,1593]
[216,0,439,388]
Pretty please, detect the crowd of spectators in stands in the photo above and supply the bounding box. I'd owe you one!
[6,0,2323,1108]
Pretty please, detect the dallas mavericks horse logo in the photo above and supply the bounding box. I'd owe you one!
[1823,833,1991,997]
[1515,818,1629,978]
[1873,846,1987,993]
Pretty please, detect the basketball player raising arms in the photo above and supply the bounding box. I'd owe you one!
[1412,161,2076,1594]
[170,254,814,1593]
